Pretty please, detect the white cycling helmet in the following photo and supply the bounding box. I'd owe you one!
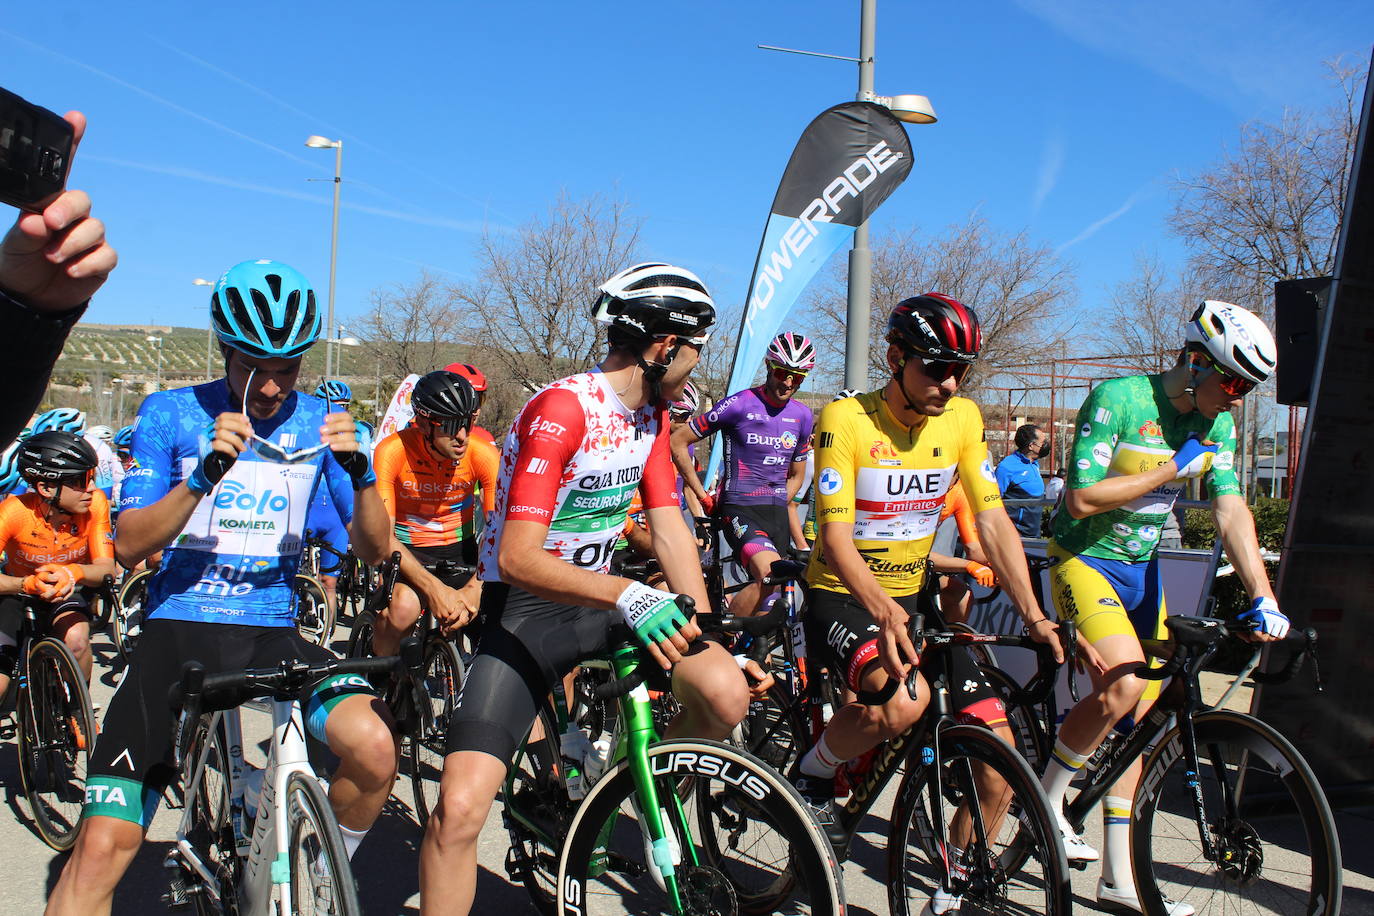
[1185,300,1277,384]
[765,332,817,372]
[87,424,115,443]
[833,388,860,402]
[591,262,716,345]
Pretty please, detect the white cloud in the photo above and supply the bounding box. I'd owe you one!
[1032,133,1065,215]
[1056,182,1156,253]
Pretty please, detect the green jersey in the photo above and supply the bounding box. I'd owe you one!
[1050,374,1240,562]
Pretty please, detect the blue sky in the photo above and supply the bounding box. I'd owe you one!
[3,1,1369,342]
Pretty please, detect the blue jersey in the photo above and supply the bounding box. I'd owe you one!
[121,380,354,627]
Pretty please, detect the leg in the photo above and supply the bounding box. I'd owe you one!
[320,573,339,620]
[45,816,146,915]
[49,609,93,683]
[420,751,508,916]
[664,640,751,741]
[373,580,424,657]
[939,575,972,624]
[322,693,400,833]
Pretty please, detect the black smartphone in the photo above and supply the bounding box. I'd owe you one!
[0,86,74,211]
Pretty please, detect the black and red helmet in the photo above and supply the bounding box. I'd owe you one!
[886,293,982,363]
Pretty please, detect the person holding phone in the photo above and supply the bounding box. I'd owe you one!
[0,104,118,447]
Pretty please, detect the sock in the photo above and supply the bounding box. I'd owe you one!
[799,731,846,779]
[1101,795,1133,890]
[1040,738,1091,831]
[339,822,369,860]
[932,844,965,913]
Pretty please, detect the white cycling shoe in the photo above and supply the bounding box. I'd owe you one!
[1097,877,1195,915]
[921,887,962,914]
[1057,822,1100,862]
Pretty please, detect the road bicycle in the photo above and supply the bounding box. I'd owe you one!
[0,594,97,850]
[499,601,846,915]
[303,536,375,628]
[162,641,420,915]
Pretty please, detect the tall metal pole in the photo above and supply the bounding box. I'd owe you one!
[205,322,213,381]
[325,142,342,379]
[844,0,877,393]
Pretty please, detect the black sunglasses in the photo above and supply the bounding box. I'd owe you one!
[907,353,973,385]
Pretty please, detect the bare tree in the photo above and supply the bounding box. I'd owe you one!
[1099,252,1203,372]
[807,214,1076,392]
[357,271,463,379]
[452,192,641,390]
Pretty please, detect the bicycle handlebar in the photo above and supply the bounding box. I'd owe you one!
[1135,618,1321,691]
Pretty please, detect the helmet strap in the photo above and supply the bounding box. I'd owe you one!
[892,354,922,413]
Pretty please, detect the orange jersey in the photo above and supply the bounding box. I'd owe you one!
[0,490,114,577]
[373,427,499,548]
[939,482,980,549]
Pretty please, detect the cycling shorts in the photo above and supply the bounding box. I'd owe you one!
[804,587,1007,730]
[720,502,789,571]
[409,540,476,588]
[0,589,92,669]
[307,519,349,577]
[1046,540,1166,703]
[445,582,673,766]
[84,619,375,828]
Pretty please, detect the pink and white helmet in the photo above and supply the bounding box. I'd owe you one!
[765,332,816,372]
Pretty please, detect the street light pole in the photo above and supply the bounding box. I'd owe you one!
[844,0,878,393]
[306,136,344,379]
[193,278,216,380]
[146,335,164,390]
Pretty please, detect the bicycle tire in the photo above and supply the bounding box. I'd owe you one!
[947,621,999,670]
[293,574,335,647]
[285,770,363,916]
[181,714,242,916]
[406,636,465,827]
[557,738,844,915]
[344,611,375,660]
[733,679,809,780]
[888,723,1071,916]
[1131,708,1341,916]
[19,637,96,851]
[505,703,570,915]
[978,663,1050,777]
[113,567,154,664]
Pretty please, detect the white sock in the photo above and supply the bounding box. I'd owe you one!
[1040,738,1091,830]
[799,731,846,778]
[339,822,368,860]
[1101,795,1133,890]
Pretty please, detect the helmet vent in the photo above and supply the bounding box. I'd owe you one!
[266,273,282,300]
[631,274,706,294]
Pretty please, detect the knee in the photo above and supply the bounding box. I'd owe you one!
[429,785,490,849]
[333,711,398,787]
[680,656,750,730]
[869,695,924,739]
[1097,671,1147,717]
[68,818,141,879]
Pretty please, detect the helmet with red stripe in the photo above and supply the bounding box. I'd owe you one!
[443,362,488,393]
[886,293,982,363]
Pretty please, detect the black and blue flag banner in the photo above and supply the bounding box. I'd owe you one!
[708,100,913,484]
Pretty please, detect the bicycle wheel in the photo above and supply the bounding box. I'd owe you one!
[285,770,363,916]
[344,611,375,660]
[505,704,572,915]
[293,574,335,647]
[113,567,154,664]
[978,664,1049,777]
[1132,708,1341,916]
[19,637,96,851]
[889,723,1071,916]
[733,679,809,781]
[405,636,465,826]
[558,739,844,915]
[181,714,242,916]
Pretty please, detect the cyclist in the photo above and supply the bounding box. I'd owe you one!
[308,378,371,608]
[0,431,114,695]
[47,259,396,914]
[371,369,496,655]
[672,330,816,618]
[668,380,704,518]
[33,408,124,503]
[0,439,26,497]
[443,362,496,447]
[1039,300,1285,915]
[796,294,1097,914]
[420,262,768,916]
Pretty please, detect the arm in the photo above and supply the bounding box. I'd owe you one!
[644,504,708,609]
[1063,461,1182,520]
[625,519,655,557]
[323,411,390,566]
[671,421,710,504]
[785,458,807,549]
[1212,493,1275,604]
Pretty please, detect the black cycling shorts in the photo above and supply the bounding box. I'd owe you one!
[83,618,375,827]
[408,541,476,588]
[720,502,790,570]
[804,588,1007,729]
[0,589,92,669]
[446,582,673,766]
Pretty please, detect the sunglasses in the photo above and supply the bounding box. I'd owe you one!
[768,365,808,384]
[1192,355,1257,397]
[417,412,472,437]
[53,470,95,489]
[907,353,973,385]
[240,369,328,464]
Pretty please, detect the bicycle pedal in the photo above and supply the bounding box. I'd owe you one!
[161,864,194,909]
[1068,858,1088,871]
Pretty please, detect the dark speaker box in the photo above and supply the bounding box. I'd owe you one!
[1273,277,1333,406]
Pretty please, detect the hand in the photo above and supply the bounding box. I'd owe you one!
[1171,434,1218,480]
[20,574,48,597]
[874,596,920,682]
[699,492,717,517]
[964,561,997,588]
[428,582,478,632]
[737,657,775,698]
[0,112,118,311]
[616,581,698,670]
[1237,596,1289,642]
[187,412,250,494]
[35,563,82,601]
[1026,617,1065,664]
[323,412,375,487]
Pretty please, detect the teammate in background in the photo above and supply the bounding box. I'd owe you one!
[371,370,496,656]
[421,263,767,916]
[672,331,816,618]
[32,408,125,504]
[0,439,27,497]
[48,259,396,914]
[667,380,704,519]
[308,379,370,609]
[0,431,114,693]
[796,295,1097,914]
[929,469,997,624]
[1040,300,1286,915]
[444,362,496,448]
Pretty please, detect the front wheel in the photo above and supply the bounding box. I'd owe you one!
[19,637,96,851]
[888,723,1071,916]
[286,770,363,916]
[293,574,335,647]
[405,636,465,826]
[1132,709,1341,916]
[558,738,843,915]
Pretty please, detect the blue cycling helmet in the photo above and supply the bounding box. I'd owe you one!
[210,259,321,359]
[0,440,23,495]
[114,424,135,451]
[315,379,353,403]
[32,407,87,436]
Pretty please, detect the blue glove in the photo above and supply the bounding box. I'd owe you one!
[616,581,694,652]
[186,450,235,496]
[1237,596,1289,639]
[332,449,376,490]
[1171,434,1218,479]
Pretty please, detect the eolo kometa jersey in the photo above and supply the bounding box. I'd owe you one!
[1050,374,1240,562]
[806,391,1002,597]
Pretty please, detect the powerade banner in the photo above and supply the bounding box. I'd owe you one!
[707,101,913,485]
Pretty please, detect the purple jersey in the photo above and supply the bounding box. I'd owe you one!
[690,386,813,506]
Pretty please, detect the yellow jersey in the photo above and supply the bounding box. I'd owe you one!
[805,390,1002,596]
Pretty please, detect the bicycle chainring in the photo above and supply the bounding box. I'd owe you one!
[677,864,737,915]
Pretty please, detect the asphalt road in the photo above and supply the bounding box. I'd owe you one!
[2,628,1371,914]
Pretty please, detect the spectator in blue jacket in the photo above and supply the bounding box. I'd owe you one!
[996,424,1047,537]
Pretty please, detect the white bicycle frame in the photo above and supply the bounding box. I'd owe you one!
[173,698,328,915]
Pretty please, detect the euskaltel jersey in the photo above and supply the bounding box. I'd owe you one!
[373,426,498,548]
[0,489,114,577]
[120,379,355,627]
[689,386,813,507]
[1050,374,1240,563]
[478,369,678,579]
